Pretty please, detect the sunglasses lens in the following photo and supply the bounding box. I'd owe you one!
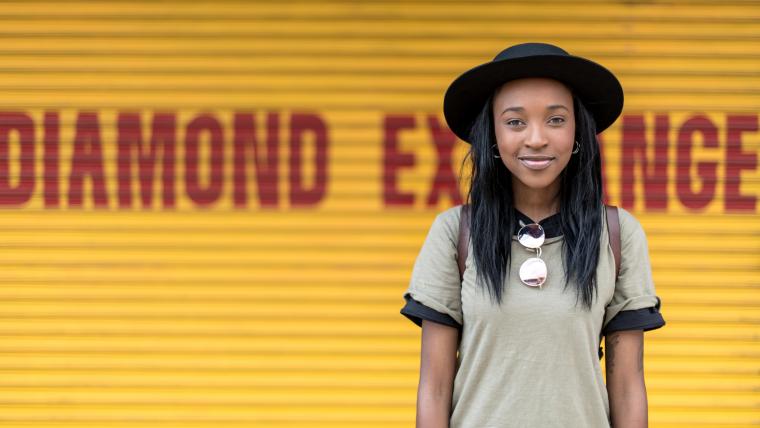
[519,257,547,287]
[517,223,545,248]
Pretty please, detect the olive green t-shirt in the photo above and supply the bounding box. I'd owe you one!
[402,205,664,428]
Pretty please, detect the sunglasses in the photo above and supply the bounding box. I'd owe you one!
[517,222,547,288]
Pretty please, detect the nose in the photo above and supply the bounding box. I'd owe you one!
[525,123,549,148]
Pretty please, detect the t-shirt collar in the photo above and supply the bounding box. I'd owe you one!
[513,208,562,238]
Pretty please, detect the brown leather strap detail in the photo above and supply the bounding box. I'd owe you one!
[600,205,622,353]
[605,205,621,278]
[457,204,471,282]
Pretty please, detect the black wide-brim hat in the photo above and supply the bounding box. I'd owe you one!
[443,42,624,143]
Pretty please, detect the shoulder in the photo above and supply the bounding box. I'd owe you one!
[429,205,462,246]
[429,204,464,238]
[614,207,651,257]
[616,206,647,240]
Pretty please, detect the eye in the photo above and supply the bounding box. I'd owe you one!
[505,118,525,127]
[548,116,565,125]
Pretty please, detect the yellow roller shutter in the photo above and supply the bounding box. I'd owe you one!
[0,1,756,427]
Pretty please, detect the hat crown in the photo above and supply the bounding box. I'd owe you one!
[493,42,569,61]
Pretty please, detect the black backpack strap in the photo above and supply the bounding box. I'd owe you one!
[457,204,470,282]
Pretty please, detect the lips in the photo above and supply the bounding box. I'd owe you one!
[518,156,555,170]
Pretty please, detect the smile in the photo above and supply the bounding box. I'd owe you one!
[519,158,554,170]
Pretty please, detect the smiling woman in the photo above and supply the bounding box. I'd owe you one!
[400,42,665,428]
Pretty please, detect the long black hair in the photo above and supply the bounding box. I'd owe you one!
[459,90,604,310]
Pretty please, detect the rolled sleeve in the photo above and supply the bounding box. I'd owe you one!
[400,207,464,327]
[400,294,462,329]
[603,298,665,335]
[603,207,666,335]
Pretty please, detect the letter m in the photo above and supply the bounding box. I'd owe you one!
[117,113,177,208]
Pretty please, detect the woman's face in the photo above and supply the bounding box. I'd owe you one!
[491,77,576,194]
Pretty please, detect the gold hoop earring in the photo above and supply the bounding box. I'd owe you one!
[572,140,580,154]
[491,144,501,158]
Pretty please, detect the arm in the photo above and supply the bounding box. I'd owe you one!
[605,329,648,428]
[416,319,459,428]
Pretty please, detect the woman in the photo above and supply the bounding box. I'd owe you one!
[400,42,666,427]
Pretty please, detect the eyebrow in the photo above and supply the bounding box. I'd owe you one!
[500,104,570,115]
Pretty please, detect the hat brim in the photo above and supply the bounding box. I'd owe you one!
[443,54,624,143]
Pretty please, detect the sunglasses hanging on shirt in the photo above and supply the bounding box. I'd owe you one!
[517,222,547,288]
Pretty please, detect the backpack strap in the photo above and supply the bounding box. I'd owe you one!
[600,204,621,359]
[605,205,621,279]
[457,204,471,282]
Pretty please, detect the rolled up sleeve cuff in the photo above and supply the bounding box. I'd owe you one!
[400,295,462,329]
[603,306,666,335]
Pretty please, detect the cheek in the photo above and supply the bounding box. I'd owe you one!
[494,130,520,157]
[552,127,576,159]
[564,127,576,147]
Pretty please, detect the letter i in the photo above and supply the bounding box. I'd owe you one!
[43,111,60,208]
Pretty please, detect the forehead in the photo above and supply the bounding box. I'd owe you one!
[493,77,573,105]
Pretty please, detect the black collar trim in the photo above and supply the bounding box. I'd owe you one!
[513,208,562,238]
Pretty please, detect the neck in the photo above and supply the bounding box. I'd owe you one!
[511,176,561,223]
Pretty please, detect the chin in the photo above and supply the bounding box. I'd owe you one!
[513,173,562,191]
[525,181,557,191]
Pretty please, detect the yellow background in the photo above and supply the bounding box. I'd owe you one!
[0,1,757,427]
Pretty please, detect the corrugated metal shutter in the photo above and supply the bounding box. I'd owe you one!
[0,1,756,427]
